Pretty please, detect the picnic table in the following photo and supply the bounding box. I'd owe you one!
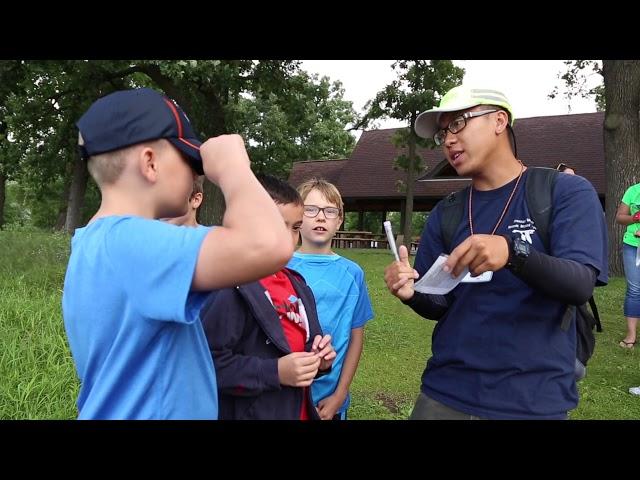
[410,239,420,254]
[332,230,389,249]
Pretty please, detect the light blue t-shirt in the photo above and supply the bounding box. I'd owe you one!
[287,252,374,414]
[62,216,217,419]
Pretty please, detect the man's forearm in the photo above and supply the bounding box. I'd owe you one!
[511,248,597,305]
[401,292,449,320]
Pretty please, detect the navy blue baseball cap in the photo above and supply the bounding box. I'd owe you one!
[77,88,204,175]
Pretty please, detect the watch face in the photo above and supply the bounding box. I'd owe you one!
[513,238,530,256]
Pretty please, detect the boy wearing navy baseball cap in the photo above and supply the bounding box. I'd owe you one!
[63,88,293,419]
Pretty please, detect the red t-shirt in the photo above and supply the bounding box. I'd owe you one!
[259,271,311,420]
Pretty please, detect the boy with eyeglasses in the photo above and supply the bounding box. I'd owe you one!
[200,175,336,420]
[384,85,607,419]
[288,178,374,420]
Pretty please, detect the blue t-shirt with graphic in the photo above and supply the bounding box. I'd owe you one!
[414,170,608,419]
[62,216,217,419]
[287,253,374,414]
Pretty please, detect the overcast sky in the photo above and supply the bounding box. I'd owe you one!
[300,60,601,136]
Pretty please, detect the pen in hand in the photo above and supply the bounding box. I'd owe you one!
[384,221,400,262]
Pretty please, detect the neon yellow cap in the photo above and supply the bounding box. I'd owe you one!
[415,85,514,139]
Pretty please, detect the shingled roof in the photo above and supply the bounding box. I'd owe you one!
[288,112,605,209]
[288,158,347,188]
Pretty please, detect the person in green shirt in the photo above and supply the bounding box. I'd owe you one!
[615,182,640,348]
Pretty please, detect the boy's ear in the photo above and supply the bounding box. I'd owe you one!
[191,192,203,209]
[138,146,159,183]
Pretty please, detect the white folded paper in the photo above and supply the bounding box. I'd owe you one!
[413,254,468,295]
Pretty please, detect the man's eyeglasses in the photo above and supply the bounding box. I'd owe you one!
[433,109,498,146]
[303,205,341,219]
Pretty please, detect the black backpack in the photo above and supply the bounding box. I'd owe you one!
[439,167,602,375]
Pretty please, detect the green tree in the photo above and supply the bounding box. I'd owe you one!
[134,60,297,225]
[5,60,134,232]
[3,60,356,231]
[554,60,640,275]
[344,210,428,237]
[549,60,605,111]
[362,60,464,248]
[235,72,356,178]
[602,61,640,275]
[134,61,355,225]
[0,61,28,229]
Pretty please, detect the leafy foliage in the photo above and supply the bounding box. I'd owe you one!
[361,60,464,243]
[0,60,356,228]
[549,60,605,110]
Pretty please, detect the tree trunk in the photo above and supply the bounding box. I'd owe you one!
[64,153,89,234]
[54,165,72,231]
[190,90,228,226]
[0,171,5,230]
[402,118,418,249]
[603,60,640,276]
[358,210,364,231]
[399,200,406,235]
[198,181,226,226]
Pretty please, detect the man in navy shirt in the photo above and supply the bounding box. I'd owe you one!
[384,85,608,419]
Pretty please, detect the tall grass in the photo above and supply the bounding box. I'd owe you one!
[339,249,640,420]
[0,231,638,419]
[0,231,78,419]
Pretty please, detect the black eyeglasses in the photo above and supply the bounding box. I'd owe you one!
[433,109,498,146]
[303,205,341,219]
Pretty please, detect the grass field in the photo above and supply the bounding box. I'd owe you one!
[1,230,638,419]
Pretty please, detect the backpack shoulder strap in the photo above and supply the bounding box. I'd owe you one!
[526,167,604,333]
[441,168,557,253]
[588,296,603,332]
[524,167,558,252]
[561,304,576,331]
[440,187,469,253]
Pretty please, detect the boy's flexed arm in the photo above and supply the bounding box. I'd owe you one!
[316,327,363,420]
[192,135,293,291]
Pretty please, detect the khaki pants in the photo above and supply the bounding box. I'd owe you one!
[409,392,485,420]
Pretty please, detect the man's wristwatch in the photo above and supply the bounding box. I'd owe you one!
[503,235,530,274]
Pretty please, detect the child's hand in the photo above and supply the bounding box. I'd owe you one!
[199,134,250,185]
[311,334,336,371]
[316,392,346,420]
[277,352,320,387]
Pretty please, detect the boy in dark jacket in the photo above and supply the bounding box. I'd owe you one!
[201,175,336,420]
